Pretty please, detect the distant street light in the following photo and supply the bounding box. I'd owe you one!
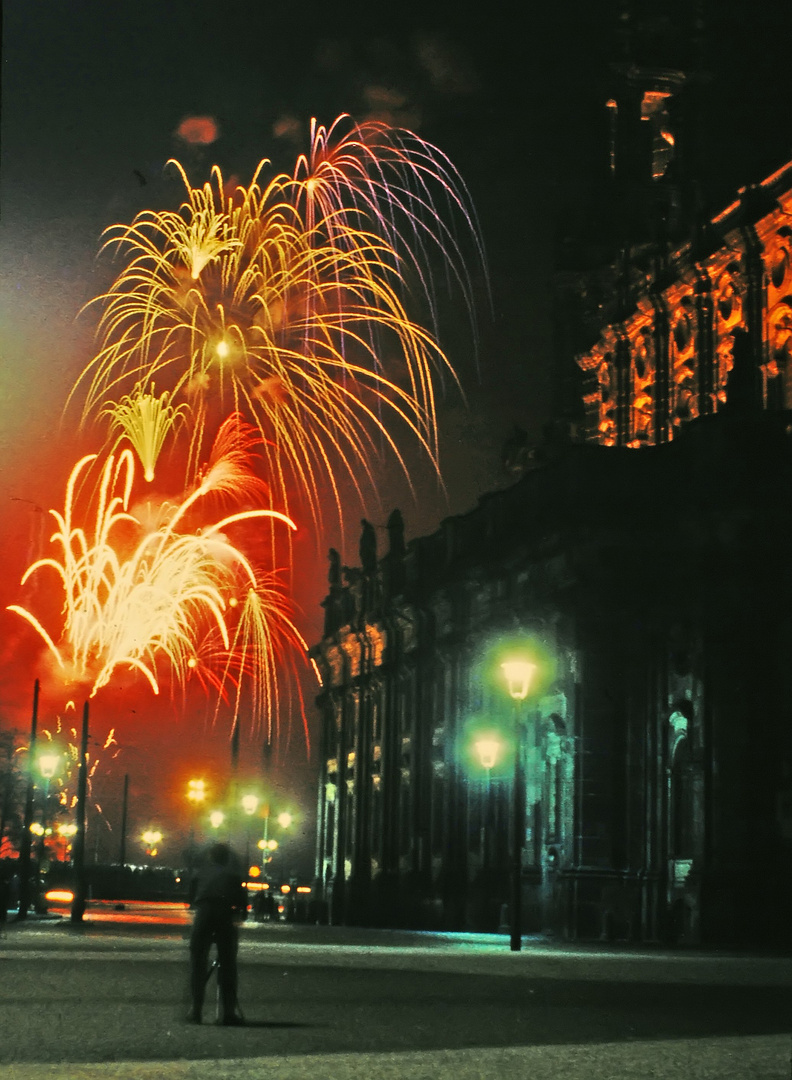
[37,751,61,781]
[186,779,207,867]
[257,804,293,875]
[501,657,538,953]
[57,822,78,861]
[209,810,225,830]
[142,828,163,858]
[241,794,260,870]
[36,749,61,868]
[187,779,206,805]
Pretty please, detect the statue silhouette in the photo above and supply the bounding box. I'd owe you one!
[359,519,377,573]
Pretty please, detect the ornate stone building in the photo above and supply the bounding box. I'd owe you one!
[577,161,792,449]
[310,156,792,945]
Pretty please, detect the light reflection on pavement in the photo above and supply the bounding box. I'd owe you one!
[44,899,191,926]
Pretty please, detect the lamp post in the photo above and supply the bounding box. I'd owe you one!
[257,807,292,879]
[501,658,537,953]
[472,733,502,872]
[241,793,259,873]
[17,680,40,921]
[36,749,61,869]
[186,779,206,867]
[70,700,90,924]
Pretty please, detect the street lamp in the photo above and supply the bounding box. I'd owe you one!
[37,751,61,782]
[187,779,206,805]
[186,779,207,867]
[142,828,163,858]
[241,793,259,870]
[472,731,503,874]
[501,657,538,952]
[473,734,502,772]
[257,804,293,876]
[209,810,225,830]
[57,822,77,859]
[36,750,61,868]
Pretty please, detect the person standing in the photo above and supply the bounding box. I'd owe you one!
[187,842,247,1025]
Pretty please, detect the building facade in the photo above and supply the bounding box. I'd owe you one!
[311,160,792,946]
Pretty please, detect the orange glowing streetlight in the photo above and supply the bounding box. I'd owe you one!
[186,779,206,804]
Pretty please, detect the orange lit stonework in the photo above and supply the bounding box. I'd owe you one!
[578,162,792,445]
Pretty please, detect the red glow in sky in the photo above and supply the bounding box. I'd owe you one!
[175,115,219,145]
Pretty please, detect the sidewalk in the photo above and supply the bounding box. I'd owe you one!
[5,1037,790,1080]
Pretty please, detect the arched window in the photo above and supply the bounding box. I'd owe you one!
[669,719,694,860]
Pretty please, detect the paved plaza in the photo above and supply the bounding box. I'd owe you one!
[1,907,790,1079]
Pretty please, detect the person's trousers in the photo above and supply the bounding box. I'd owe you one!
[189,905,239,1020]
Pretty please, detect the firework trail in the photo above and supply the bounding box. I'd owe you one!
[71,116,483,523]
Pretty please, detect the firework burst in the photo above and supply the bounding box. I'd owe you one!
[71,116,482,523]
[103,384,187,482]
[8,419,301,732]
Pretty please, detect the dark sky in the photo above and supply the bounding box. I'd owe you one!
[1,0,790,871]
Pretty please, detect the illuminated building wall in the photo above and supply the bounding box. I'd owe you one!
[312,410,792,944]
[577,162,792,448]
[312,69,792,945]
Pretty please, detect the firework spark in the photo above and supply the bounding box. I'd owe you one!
[71,116,482,524]
[103,384,188,481]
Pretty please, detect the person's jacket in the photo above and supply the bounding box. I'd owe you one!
[189,862,246,919]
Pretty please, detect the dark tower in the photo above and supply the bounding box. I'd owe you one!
[552,1,708,432]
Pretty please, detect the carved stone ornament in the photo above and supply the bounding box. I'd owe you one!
[668,295,698,427]
[596,351,618,446]
[628,322,656,445]
[712,263,745,406]
[668,709,689,759]
[766,299,792,400]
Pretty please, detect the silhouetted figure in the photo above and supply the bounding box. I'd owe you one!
[359,519,377,574]
[386,509,406,559]
[386,509,406,596]
[501,426,530,474]
[328,547,342,588]
[188,842,246,1025]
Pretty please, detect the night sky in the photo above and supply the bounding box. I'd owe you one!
[1,0,790,873]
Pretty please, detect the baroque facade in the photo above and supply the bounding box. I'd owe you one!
[578,161,792,449]
[310,160,792,946]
